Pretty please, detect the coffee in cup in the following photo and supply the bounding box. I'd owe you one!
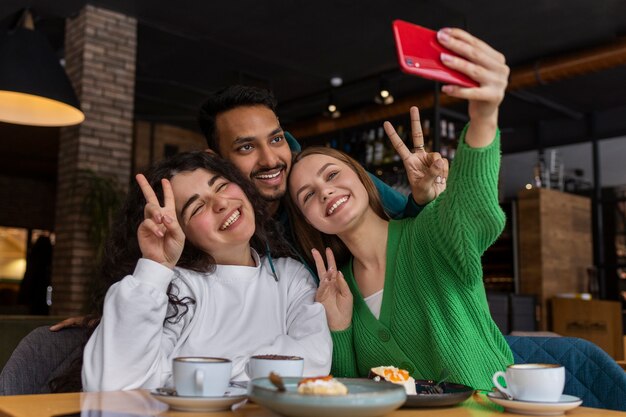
[245,355,304,380]
[173,357,232,397]
[492,363,565,402]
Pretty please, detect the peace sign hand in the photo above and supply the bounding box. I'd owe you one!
[136,174,185,269]
[384,106,448,205]
[312,248,353,331]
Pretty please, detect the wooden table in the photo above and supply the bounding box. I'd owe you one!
[0,390,623,417]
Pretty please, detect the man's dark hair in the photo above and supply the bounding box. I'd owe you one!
[198,85,278,153]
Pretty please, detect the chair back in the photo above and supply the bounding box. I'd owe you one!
[0,325,87,395]
[505,335,626,411]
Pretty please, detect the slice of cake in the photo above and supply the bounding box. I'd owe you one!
[297,375,349,395]
[369,366,417,395]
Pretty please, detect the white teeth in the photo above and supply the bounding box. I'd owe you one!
[220,210,241,230]
[327,197,348,215]
[255,171,280,179]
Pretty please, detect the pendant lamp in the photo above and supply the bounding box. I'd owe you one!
[0,11,84,126]
[374,77,394,105]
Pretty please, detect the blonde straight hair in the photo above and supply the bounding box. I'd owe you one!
[286,146,390,268]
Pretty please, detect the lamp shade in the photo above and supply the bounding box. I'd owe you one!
[0,27,84,126]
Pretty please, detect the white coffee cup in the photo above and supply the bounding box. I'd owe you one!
[245,354,304,380]
[173,357,232,397]
[492,363,565,402]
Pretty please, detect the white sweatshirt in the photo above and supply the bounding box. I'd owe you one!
[82,250,332,391]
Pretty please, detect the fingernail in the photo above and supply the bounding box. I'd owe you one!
[163,215,172,224]
[437,29,451,42]
[441,85,454,94]
[442,177,447,184]
[157,230,165,237]
[435,176,442,184]
[440,53,454,63]
[435,159,444,169]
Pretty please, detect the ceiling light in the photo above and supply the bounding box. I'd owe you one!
[324,89,341,119]
[330,76,343,87]
[374,78,394,105]
[375,90,394,105]
[0,10,84,126]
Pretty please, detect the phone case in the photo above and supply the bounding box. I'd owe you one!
[393,20,478,88]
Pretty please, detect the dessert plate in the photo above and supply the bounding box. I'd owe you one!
[404,380,474,407]
[249,377,406,417]
[487,391,582,416]
[150,387,247,412]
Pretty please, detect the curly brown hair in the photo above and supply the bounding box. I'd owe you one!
[92,150,293,319]
[50,151,295,393]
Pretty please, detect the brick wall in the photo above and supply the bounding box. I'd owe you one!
[51,5,136,315]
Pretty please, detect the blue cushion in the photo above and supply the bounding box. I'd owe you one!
[505,336,626,411]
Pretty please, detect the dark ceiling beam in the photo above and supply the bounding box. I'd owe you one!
[288,36,626,139]
[508,90,584,120]
[508,36,626,89]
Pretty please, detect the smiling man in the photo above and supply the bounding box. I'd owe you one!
[206,103,292,215]
[197,85,444,229]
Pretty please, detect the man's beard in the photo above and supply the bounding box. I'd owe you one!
[250,164,288,203]
[260,190,285,202]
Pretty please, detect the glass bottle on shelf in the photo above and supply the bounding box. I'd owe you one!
[346,131,359,164]
[353,130,365,165]
[364,129,375,166]
[439,118,449,158]
[373,127,385,166]
[533,151,545,188]
[447,122,457,160]
[423,118,432,152]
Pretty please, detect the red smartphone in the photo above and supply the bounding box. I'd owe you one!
[392,20,478,88]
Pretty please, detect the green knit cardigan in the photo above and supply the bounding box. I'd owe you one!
[331,127,513,390]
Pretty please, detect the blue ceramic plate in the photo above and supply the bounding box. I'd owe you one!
[403,380,474,408]
[248,377,406,417]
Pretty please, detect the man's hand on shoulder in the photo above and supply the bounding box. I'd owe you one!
[49,316,99,331]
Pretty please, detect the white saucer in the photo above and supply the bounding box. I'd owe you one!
[487,392,583,416]
[150,387,247,412]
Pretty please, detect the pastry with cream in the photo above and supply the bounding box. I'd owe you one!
[369,366,417,395]
[297,375,349,395]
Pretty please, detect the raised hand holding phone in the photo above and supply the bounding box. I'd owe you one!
[434,27,509,147]
[394,20,508,148]
[393,20,479,87]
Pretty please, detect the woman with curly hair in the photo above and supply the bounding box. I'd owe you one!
[82,151,331,391]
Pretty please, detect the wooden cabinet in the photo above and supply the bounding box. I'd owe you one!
[552,298,624,360]
[517,188,592,330]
